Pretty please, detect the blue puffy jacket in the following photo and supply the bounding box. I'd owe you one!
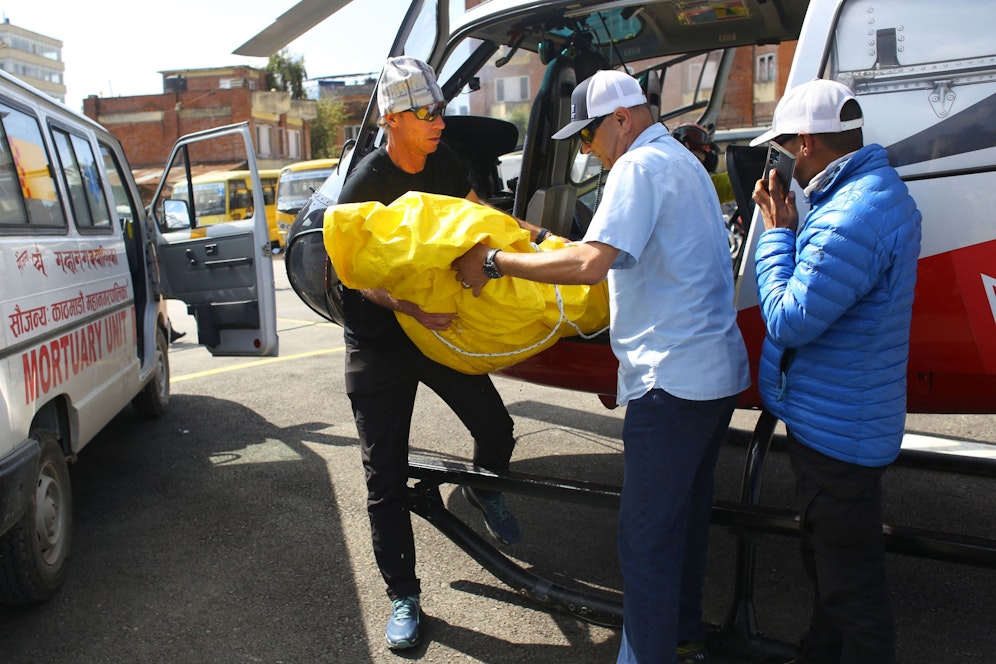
[755,144,922,467]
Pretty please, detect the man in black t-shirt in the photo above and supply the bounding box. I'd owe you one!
[336,56,543,651]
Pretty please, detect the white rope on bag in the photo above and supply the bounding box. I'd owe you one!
[429,240,610,360]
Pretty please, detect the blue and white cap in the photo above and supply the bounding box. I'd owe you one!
[552,70,647,140]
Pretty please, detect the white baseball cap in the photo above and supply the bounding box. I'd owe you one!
[749,79,863,147]
[377,56,445,116]
[552,70,648,140]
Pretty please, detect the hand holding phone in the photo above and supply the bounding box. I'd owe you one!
[753,140,800,232]
[763,141,796,191]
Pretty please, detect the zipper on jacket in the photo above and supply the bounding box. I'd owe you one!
[776,348,797,402]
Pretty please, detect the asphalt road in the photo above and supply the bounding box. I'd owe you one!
[1,257,993,663]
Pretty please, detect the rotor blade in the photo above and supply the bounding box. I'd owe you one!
[233,0,354,57]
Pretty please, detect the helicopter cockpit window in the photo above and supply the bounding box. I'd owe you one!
[434,35,545,203]
[568,49,724,189]
[402,0,439,65]
[550,9,644,46]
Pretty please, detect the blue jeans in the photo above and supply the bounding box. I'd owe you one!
[616,389,738,664]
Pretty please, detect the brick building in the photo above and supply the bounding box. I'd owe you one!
[83,65,317,175]
[718,41,797,130]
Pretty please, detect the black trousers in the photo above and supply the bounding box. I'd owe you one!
[345,340,515,600]
[786,431,895,664]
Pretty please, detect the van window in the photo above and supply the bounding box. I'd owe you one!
[52,128,112,230]
[175,181,227,218]
[98,142,141,230]
[229,179,251,217]
[0,116,27,225]
[0,101,65,228]
[261,176,276,207]
[277,168,334,211]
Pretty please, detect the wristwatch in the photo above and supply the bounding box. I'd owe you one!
[483,248,503,279]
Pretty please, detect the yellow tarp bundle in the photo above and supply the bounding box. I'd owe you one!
[325,192,609,374]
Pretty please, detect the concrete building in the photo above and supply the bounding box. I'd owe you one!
[0,19,66,104]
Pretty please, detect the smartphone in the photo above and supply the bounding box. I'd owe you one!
[763,140,796,190]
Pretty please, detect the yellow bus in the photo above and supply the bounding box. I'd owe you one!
[275,158,339,246]
[172,169,283,248]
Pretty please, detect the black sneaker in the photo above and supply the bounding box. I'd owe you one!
[677,641,710,663]
[462,486,522,545]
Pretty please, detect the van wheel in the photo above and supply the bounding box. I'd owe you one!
[0,431,72,604]
[132,328,170,418]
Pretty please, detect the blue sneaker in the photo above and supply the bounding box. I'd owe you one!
[462,486,522,545]
[385,595,420,649]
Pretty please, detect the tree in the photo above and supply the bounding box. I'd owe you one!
[507,106,530,148]
[310,96,349,159]
[265,50,307,100]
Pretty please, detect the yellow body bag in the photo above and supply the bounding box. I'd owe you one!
[325,192,609,374]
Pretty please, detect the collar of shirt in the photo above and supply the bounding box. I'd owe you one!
[630,121,669,151]
[804,149,858,200]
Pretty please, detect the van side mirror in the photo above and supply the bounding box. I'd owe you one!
[164,199,192,230]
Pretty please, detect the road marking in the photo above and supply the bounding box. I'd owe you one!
[902,433,996,460]
[172,347,344,383]
[278,317,339,327]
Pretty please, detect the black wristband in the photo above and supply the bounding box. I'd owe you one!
[535,228,551,244]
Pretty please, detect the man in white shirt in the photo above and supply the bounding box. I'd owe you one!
[453,69,750,664]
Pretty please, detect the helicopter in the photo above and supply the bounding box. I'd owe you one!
[239,0,996,659]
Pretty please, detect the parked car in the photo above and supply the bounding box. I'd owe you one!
[274,158,339,246]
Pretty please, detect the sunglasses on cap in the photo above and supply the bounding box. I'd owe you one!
[409,101,446,122]
[579,115,608,145]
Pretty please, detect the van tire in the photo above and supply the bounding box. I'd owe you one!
[0,431,73,604]
[132,328,170,418]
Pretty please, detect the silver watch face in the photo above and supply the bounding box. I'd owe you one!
[483,250,502,279]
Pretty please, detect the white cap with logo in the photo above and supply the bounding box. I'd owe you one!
[552,70,648,140]
[750,79,863,147]
[377,56,445,116]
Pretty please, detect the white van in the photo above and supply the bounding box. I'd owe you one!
[0,69,277,603]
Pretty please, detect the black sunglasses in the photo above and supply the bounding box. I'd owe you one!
[773,133,798,146]
[579,115,608,145]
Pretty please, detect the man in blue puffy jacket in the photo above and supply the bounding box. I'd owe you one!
[750,79,922,664]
